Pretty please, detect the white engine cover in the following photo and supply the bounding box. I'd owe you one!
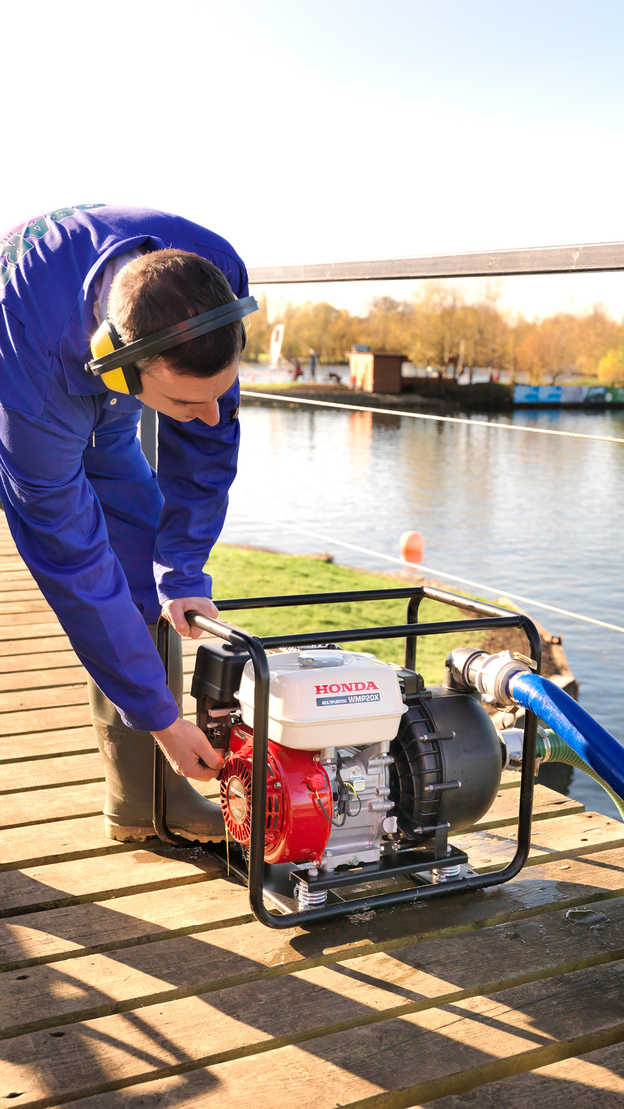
[237,647,406,749]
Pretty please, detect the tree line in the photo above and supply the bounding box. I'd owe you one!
[244,284,624,384]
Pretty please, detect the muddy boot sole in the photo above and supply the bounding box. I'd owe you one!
[104,816,225,844]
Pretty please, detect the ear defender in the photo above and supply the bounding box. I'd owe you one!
[86,296,259,394]
[89,320,142,396]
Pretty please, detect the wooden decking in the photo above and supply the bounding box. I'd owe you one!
[1,516,624,1107]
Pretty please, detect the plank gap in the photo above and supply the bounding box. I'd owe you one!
[0,747,96,766]
[0,776,103,797]
[0,810,101,832]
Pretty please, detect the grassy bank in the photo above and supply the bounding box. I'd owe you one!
[207,545,491,686]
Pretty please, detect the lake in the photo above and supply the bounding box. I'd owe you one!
[222,395,624,819]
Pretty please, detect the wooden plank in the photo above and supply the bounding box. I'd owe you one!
[3,954,623,1106]
[0,704,92,736]
[2,752,102,792]
[0,654,194,687]
[0,629,221,654]
[469,784,582,831]
[0,815,136,869]
[2,839,623,971]
[3,871,624,1042]
[0,634,70,656]
[0,685,192,713]
[0,782,577,869]
[500,769,523,789]
[0,665,86,692]
[0,781,104,828]
[422,1040,624,1108]
[0,656,194,689]
[0,685,195,718]
[0,622,66,641]
[2,794,614,917]
[0,685,88,715]
[0,589,45,598]
[0,877,251,968]
[2,812,623,966]
[1,846,221,916]
[0,726,95,762]
[1,767,211,828]
[0,622,219,642]
[0,585,42,596]
[0,599,51,613]
[0,785,218,865]
[2,707,194,762]
[0,610,60,627]
[455,810,624,868]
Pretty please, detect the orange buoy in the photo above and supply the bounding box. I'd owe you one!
[400,530,424,564]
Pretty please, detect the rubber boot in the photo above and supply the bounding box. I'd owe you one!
[88,626,225,844]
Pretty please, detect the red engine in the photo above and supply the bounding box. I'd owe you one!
[219,727,333,865]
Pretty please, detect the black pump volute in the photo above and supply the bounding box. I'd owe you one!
[390,685,502,837]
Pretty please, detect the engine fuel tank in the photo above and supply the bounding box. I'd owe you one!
[237,648,406,749]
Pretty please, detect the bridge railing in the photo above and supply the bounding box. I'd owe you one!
[247,241,624,285]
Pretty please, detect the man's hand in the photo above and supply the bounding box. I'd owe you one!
[152,716,225,782]
[161,596,219,639]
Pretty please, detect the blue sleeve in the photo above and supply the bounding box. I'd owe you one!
[0,396,179,733]
[154,378,240,601]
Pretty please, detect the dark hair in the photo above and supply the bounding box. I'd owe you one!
[108,249,243,377]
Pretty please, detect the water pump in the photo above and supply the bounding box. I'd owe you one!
[210,646,503,898]
[152,585,541,927]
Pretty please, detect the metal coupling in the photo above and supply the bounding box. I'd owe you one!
[499,727,524,769]
[446,648,535,707]
[500,725,551,771]
[445,647,488,692]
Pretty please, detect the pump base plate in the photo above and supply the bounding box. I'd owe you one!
[208,841,469,914]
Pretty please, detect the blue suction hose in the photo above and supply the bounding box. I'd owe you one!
[509,672,624,804]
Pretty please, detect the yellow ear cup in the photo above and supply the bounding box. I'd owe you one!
[89,320,132,395]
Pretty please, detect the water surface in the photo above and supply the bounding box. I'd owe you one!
[222,400,624,817]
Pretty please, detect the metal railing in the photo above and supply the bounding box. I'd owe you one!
[247,240,624,285]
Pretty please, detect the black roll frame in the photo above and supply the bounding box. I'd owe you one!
[154,585,541,928]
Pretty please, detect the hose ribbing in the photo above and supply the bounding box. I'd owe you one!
[538,729,624,821]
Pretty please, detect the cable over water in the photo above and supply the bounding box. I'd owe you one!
[240,390,624,445]
[278,523,624,635]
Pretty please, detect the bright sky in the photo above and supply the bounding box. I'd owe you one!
[5,0,624,319]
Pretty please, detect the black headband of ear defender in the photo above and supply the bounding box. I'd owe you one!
[85,295,259,377]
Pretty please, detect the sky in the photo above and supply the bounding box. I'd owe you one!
[4,0,624,319]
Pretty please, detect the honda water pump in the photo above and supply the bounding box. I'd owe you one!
[154,586,541,928]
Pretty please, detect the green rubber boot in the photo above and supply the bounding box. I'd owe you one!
[88,627,225,844]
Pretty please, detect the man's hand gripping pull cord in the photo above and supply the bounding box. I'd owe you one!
[152,716,224,782]
[153,596,225,782]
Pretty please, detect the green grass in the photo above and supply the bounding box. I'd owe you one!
[239,381,334,393]
[206,545,484,686]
